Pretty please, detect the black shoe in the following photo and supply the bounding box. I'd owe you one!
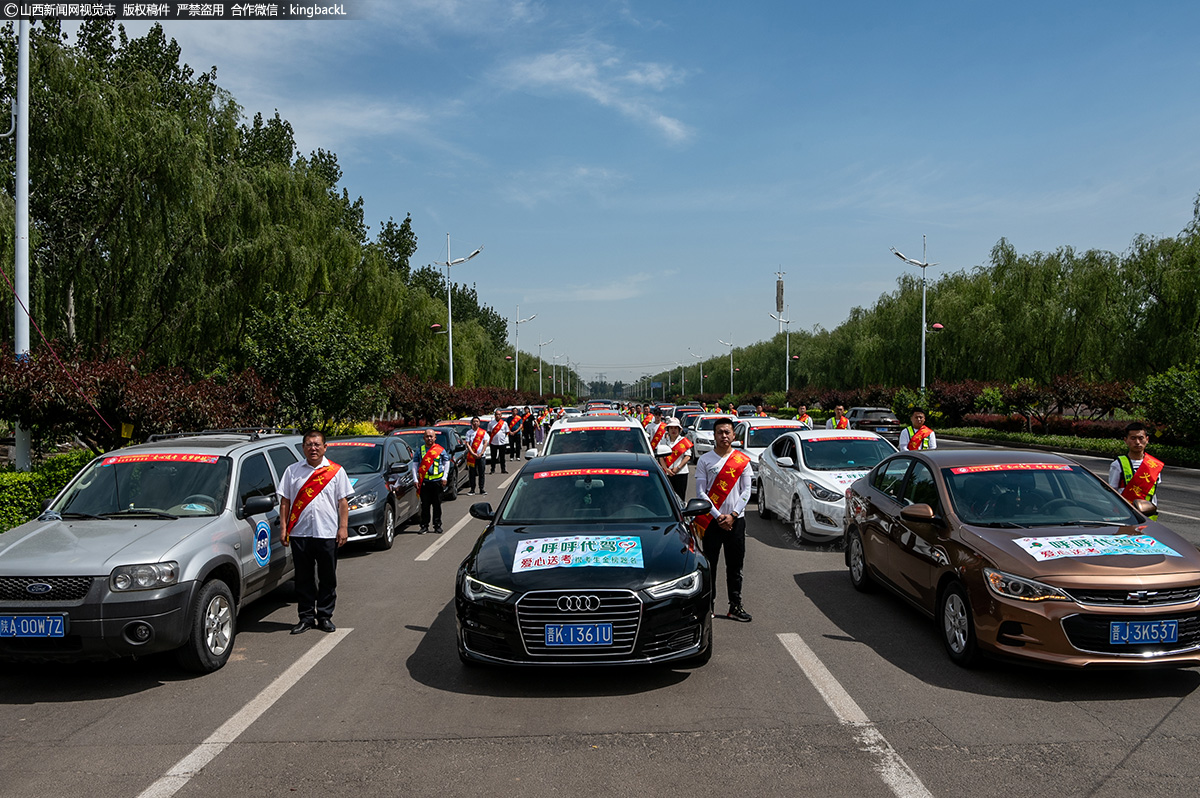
[418,527,428,535]
[480,490,487,495]
[434,527,443,534]
[728,605,752,622]
[290,620,314,635]
[501,469,507,473]
[316,618,336,633]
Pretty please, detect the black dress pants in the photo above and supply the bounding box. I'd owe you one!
[702,515,745,608]
[419,481,443,530]
[490,444,507,473]
[468,458,486,492]
[291,536,338,622]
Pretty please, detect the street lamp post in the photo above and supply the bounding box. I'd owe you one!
[513,305,537,391]
[537,338,553,396]
[769,309,791,406]
[439,234,482,387]
[689,350,703,395]
[675,362,685,399]
[553,353,564,394]
[717,337,734,397]
[891,237,938,392]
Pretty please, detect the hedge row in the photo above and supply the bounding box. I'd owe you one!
[0,450,96,533]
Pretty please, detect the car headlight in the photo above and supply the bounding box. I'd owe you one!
[462,574,513,602]
[645,569,703,599]
[348,491,379,510]
[983,568,1071,602]
[110,562,180,592]
[804,480,842,503]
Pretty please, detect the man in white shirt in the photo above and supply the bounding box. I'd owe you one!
[488,409,509,474]
[694,416,754,622]
[279,430,353,634]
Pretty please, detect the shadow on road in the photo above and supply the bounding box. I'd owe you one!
[405,600,693,697]
[794,569,1200,700]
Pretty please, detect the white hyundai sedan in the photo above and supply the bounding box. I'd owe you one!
[732,417,808,497]
[756,429,895,543]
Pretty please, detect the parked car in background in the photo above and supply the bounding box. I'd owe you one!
[732,417,808,497]
[535,417,652,457]
[321,437,419,550]
[389,427,470,499]
[736,404,757,417]
[845,407,903,443]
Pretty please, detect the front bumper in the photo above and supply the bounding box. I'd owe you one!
[802,495,846,542]
[0,578,199,662]
[347,501,388,543]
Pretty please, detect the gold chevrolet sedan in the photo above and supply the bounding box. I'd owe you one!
[844,449,1200,668]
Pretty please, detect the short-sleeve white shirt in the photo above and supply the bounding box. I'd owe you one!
[278,456,354,539]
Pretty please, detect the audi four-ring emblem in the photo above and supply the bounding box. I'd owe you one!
[557,594,601,612]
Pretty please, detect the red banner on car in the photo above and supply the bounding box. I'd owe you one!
[949,463,1074,475]
[101,453,220,466]
[533,468,650,479]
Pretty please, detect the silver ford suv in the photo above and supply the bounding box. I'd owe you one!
[0,431,302,673]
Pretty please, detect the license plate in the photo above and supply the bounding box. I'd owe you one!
[876,427,889,432]
[1110,620,1178,645]
[0,615,67,638]
[545,623,613,646]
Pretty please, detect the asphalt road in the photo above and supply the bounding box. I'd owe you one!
[4,444,1200,798]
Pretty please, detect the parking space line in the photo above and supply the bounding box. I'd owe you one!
[416,470,517,561]
[136,628,352,798]
[778,633,933,798]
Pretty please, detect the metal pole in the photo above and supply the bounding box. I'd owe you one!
[920,235,927,392]
[14,20,30,471]
[514,305,519,391]
[446,233,453,386]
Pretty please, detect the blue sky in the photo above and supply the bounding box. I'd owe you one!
[120,1,1200,384]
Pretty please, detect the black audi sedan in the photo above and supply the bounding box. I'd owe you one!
[456,452,715,667]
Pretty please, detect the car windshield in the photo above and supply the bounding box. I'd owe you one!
[745,426,795,449]
[800,438,894,471]
[697,417,731,431]
[544,428,651,455]
[863,411,896,421]
[53,454,233,517]
[499,468,675,523]
[323,442,384,475]
[393,430,453,453]
[943,464,1141,527]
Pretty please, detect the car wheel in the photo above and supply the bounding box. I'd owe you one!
[939,581,980,667]
[847,527,875,592]
[791,496,808,543]
[175,579,235,673]
[758,482,774,520]
[375,503,396,551]
[444,467,458,501]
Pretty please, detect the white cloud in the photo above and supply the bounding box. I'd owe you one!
[501,163,628,207]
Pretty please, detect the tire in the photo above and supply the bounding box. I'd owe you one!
[846,528,875,593]
[791,496,808,543]
[375,503,396,551]
[758,482,774,520]
[939,581,980,667]
[175,579,236,673]
[444,466,459,501]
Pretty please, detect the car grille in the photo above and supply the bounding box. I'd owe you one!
[516,589,642,657]
[1062,611,1200,655]
[1065,586,1200,607]
[0,577,93,602]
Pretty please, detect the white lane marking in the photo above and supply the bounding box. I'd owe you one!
[778,632,934,798]
[416,470,517,561]
[137,628,352,798]
[1159,510,1200,522]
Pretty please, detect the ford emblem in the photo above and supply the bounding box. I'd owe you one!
[26,583,53,595]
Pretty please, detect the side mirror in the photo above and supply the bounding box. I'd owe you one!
[681,497,712,518]
[776,456,795,469]
[900,503,937,523]
[525,448,538,459]
[454,443,466,454]
[242,495,275,518]
[731,440,744,449]
[469,502,495,521]
[1134,499,1157,517]
[387,462,407,475]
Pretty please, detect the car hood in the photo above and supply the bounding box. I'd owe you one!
[960,522,1200,581]
[0,515,225,577]
[466,522,700,592]
[808,469,872,491]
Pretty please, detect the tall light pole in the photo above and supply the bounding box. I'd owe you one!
[553,352,564,394]
[770,309,791,404]
[439,234,482,387]
[717,337,734,397]
[891,237,938,392]
[513,305,536,391]
[689,349,704,395]
[674,361,686,399]
[536,337,553,396]
[11,20,30,470]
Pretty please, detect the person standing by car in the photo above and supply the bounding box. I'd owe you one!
[755,405,768,417]
[488,409,509,474]
[466,417,489,496]
[898,408,937,450]
[661,417,693,500]
[1108,421,1163,520]
[794,404,813,429]
[695,416,754,622]
[415,428,450,534]
[279,430,353,634]
[508,408,524,462]
[522,407,537,458]
[825,405,849,430]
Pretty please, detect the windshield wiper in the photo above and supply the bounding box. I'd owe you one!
[1042,520,1120,528]
[59,511,106,520]
[975,520,1031,529]
[101,508,179,520]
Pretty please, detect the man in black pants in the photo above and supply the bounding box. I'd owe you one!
[693,416,754,622]
[416,428,450,534]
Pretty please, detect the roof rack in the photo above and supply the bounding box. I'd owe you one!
[146,427,299,442]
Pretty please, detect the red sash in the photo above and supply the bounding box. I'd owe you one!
[831,416,848,430]
[488,421,506,443]
[509,416,522,432]
[417,444,445,482]
[694,450,751,537]
[1121,454,1164,502]
[650,423,667,449]
[286,463,343,535]
[907,425,933,451]
[664,436,693,470]
[797,413,812,426]
[466,429,488,466]
[643,414,656,428]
